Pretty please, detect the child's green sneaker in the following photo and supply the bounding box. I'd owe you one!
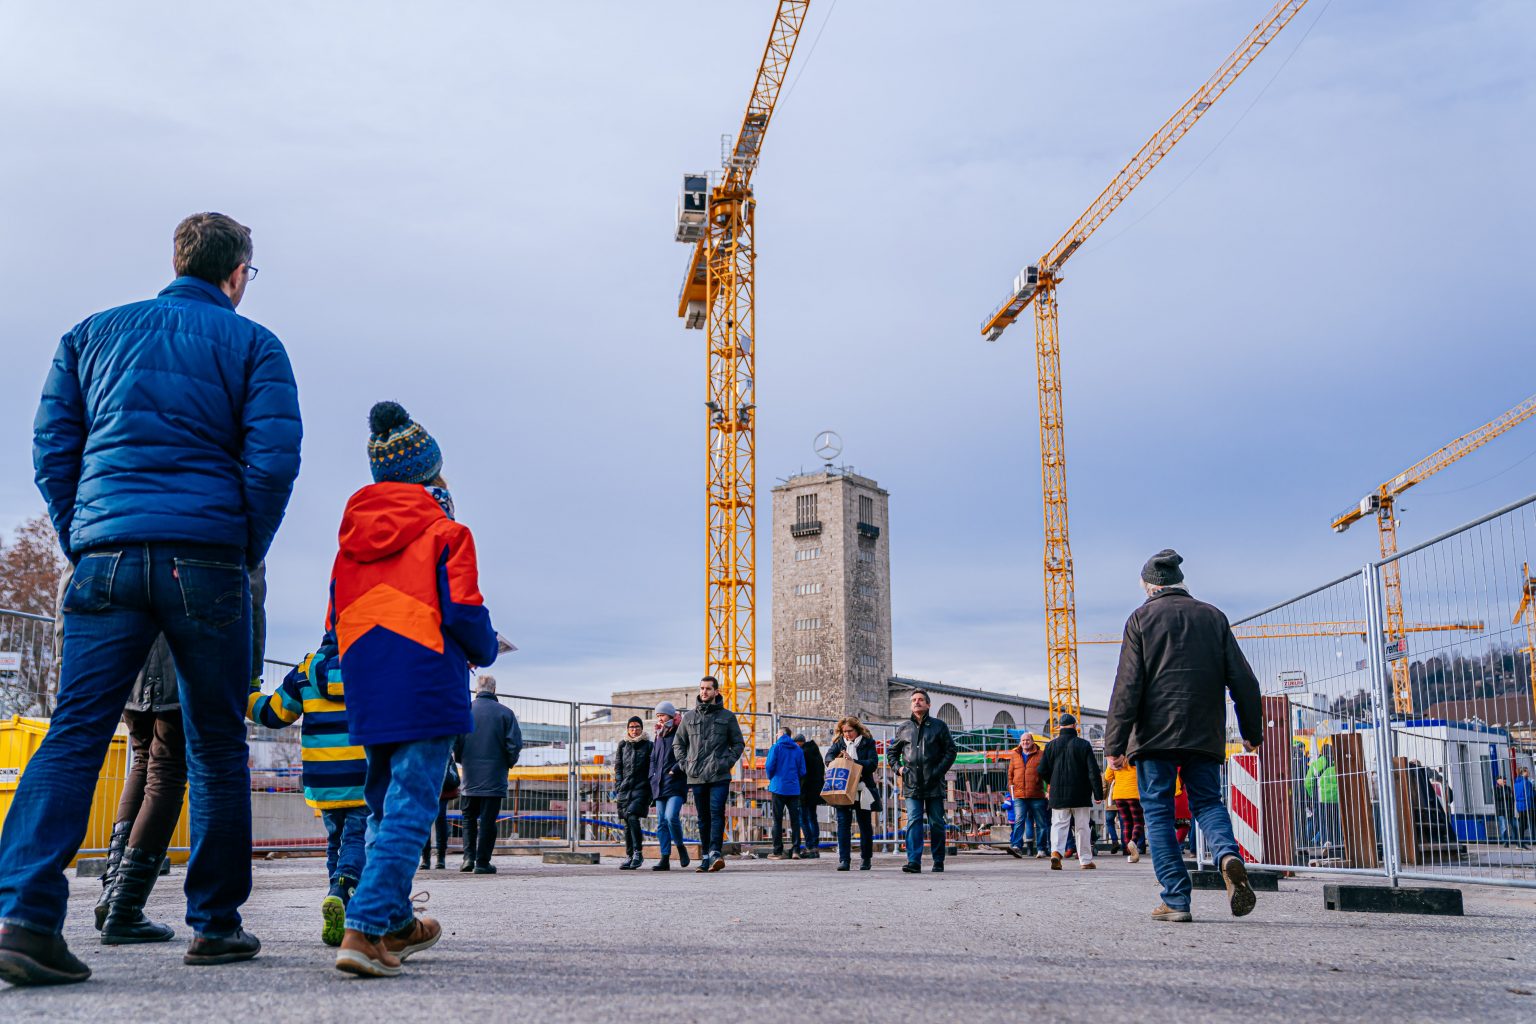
[321,895,345,948]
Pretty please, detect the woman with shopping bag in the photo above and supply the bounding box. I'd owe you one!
[825,718,882,871]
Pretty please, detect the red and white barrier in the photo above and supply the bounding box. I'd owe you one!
[1228,752,1262,862]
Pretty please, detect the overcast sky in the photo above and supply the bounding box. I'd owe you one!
[1,0,1532,711]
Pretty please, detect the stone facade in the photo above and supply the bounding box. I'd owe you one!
[770,468,893,723]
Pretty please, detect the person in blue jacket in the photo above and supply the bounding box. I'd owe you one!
[766,727,807,859]
[0,213,301,987]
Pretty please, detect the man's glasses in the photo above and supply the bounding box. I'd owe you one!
[244,264,260,281]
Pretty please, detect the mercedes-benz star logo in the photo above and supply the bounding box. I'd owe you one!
[814,431,843,463]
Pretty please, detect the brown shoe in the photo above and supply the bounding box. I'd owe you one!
[383,916,441,962]
[1220,855,1257,918]
[1080,861,1096,870]
[1049,853,1062,870]
[335,929,402,978]
[1151,903,1192,923]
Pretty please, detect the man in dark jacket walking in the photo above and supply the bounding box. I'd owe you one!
[0,213,300,986]
[672,676,745,872]
[795,733,825,858]
[1105,550,1264,923]
[892,689,957,874]
[1039,713,1103,870]
[453,675,523,874]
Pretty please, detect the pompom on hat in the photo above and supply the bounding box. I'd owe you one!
[368,401,443,485]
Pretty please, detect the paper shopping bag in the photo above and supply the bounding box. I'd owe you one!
[821,755,863,807]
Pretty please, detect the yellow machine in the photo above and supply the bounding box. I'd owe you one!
[1513,562,1536,713]
[674,2,811,718]
[979,1,1313,731]
[1332,392,1536,713]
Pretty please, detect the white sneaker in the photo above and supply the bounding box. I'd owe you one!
[1127,842,1140,864]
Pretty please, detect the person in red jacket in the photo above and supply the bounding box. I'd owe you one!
[327,402,499,978]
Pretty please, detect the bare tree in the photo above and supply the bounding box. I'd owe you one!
[0,515,66,716]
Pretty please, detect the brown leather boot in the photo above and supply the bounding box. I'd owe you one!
[335,929,402,977]
[382,916,441,962]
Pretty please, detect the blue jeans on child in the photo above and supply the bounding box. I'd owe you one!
[0,543,253,939]
[323,806,368,888]
[655,794,685,856]
[345,737,454,937]
[1139,757,1240,912]
[904,797,946,866]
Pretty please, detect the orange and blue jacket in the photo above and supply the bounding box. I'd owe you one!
[325,482,498,746]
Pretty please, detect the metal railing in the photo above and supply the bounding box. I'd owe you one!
[1226,491,1536,889]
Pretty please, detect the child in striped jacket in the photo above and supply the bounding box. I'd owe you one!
[247,640,366,948]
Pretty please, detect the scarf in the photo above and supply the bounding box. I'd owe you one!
[426,484,456,521]
[654,717,677,739]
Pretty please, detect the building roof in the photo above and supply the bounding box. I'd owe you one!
[1422,693,1534,729]
[889,676,1107,718]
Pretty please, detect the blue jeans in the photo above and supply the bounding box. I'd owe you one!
[655,794,685,856]
[1139,758,1238,912]
[323,806,368,886]
[1010,797,1050,848]
[0,543,252,937]
[904,796,946,866]
[346,737,454,937]
[800,795,820,851]
[693,781,730,856]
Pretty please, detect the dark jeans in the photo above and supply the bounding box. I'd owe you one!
[1313,800,1342,849]
[423,796,450,860]
[0,543,252,937]
[461,795,503,866]
[771,793,802,854]
[118,707,187,851]
[904,796,946,866]
[800,794,821,851]
[1010,797,1050,849]
[323,806,368,885]
[1139,757,1239,912]
[348,737,453,936]
[836,806,873,865]
[693,780,730,856]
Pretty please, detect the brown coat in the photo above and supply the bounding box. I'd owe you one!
[1006,744,1047,800]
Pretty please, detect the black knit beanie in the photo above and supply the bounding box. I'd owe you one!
[627,715,643,728]
[1141,549,1184,586]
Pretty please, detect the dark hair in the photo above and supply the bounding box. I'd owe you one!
[780,726,792,737]
[173,212,252,285]
[700,676,719,688]
[910,688,930,702]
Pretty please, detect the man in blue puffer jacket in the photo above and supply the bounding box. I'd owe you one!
[0,213,301,988]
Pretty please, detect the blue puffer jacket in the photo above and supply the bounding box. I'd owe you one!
[766,733,807,797]
[33,276,302,565]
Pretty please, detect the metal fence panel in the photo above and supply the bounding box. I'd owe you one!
[0,609,57,717]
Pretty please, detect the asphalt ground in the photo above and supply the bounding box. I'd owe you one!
[3,850,1533,1022]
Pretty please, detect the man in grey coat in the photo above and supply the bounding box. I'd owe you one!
[1105,549,1264,923]
[672,676,744,873]
[452,675,522,874]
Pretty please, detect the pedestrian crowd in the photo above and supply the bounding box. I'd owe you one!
[0,216,1276,989]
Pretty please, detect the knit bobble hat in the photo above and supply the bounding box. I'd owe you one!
[368,401,443,485]
[1141,548,1184,586]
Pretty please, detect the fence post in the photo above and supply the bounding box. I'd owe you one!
[568,702,580,853]
[1361,563,1401,885]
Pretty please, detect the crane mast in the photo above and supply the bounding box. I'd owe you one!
[676,1,811,718]
[980,1,1311,731]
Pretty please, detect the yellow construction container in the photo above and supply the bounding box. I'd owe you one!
[0,715,190,865]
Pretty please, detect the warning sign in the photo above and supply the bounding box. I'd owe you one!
[0,651,20,673]
[1278,670,1307,691]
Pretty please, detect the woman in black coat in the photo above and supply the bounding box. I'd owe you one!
[613,716,654,870]
[826,717,882,871]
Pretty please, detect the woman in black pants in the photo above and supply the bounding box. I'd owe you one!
[422,759,459,870]
[613,716,654,870]
[826,717,881,871]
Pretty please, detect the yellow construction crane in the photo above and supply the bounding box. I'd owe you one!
[674,2,811,718]
[1516,563,1536,713]
[979,1,1313,731]
[1080,620,1485,645]
[1332,392,1536,715]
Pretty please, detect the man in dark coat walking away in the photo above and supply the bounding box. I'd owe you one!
[1039,713,1103,870]
[795,733,825,858]
[892,689,957,874]
[453,675,523,874]
[672,676,745,873]
[0,213,301,986]
[1105,550,1264,923]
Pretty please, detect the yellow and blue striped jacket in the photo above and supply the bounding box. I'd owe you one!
[247,648,366,809]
